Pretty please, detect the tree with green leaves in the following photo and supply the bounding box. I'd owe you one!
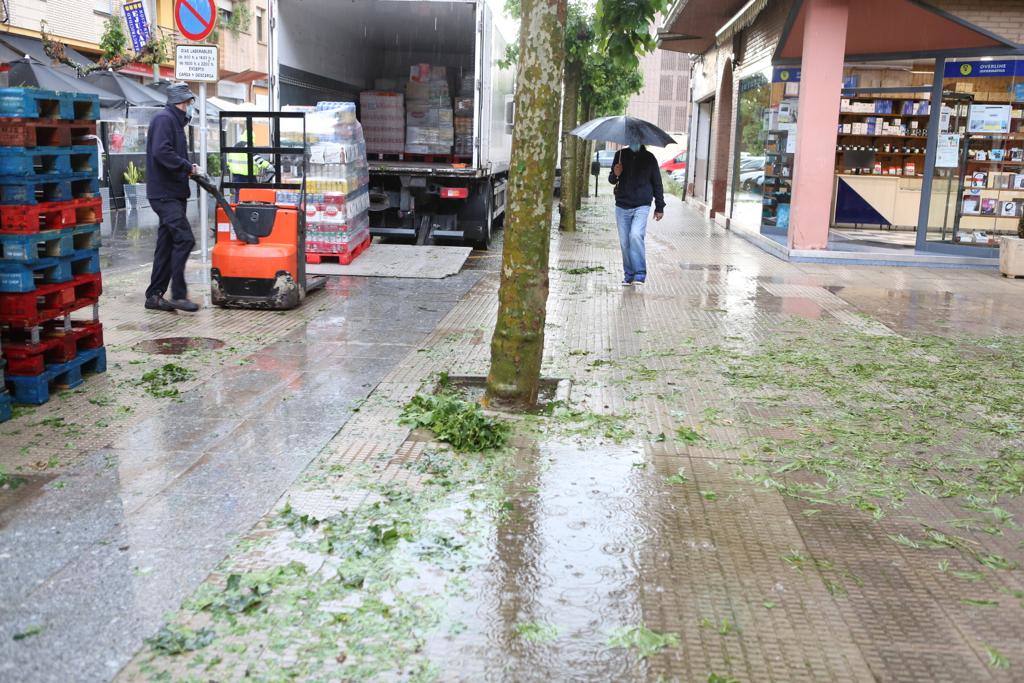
[485,0,568,409]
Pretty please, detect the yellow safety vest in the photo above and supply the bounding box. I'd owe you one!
[226,152,272,176]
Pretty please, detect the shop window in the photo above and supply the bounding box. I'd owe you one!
[731,69,784,236]
[927,58,1024,250]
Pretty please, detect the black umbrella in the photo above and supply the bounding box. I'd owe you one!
[571,115,676,148]
[6,58,126,110]
[84,70,165,107]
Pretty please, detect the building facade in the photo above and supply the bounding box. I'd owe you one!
[661,0,1024,263]
[627,47,691,158]
[1,0,267,101]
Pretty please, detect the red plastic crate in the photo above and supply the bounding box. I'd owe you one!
[0,197,102,233]
[2,320,103,375]
[0,272,101,327]
[306,234,371,265]
[0,119,96,148]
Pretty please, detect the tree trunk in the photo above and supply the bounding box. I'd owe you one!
[558,60,581,232]
[576,101,594,208]
[484,0,566,410]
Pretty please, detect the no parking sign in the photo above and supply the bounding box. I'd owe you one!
[173,0,218,42]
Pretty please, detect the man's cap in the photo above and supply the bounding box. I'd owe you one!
[166,82,196,106]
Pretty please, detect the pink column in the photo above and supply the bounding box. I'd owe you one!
[788,0,849,250]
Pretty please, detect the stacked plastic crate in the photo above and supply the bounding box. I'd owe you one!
[0,89,105,410]
[302,102,372,265]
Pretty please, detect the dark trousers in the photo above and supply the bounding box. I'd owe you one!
[146,198,195,301]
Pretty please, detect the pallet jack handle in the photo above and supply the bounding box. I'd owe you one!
[192,172,259,245]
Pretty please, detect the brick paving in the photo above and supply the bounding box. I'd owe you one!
[7,185,1024,681]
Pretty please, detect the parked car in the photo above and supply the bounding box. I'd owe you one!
[740,168,764,191]
[660,152,687,172]
[739,155,766,172]
[670,169,687,184]
[595,150,616,168]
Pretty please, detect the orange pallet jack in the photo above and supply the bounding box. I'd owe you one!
[201,111,325,309]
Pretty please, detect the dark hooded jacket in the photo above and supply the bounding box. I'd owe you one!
[146,104,192,200]
[608,146,665,212]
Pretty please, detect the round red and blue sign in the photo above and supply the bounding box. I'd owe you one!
[174,0,218,42]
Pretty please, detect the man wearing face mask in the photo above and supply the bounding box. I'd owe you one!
[608,142,665,286]
[143,83,202,313]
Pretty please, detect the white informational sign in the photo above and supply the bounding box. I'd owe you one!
[936,133,961,168]
[967,104,1011,134]
[939,105,954,132]
[175,45,219,82]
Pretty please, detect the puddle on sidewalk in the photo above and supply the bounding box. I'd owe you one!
[0,473,57,527]
[421,441,659,681]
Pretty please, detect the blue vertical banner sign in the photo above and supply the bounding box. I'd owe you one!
[123,1,151,53]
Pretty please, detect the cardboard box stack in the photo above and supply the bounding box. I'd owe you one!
[360,91,405,155]
[405,64,454,155]
[455,71,474,157]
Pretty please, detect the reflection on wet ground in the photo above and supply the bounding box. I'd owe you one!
[425,442,649,681]
[7,181,1024,681]
[100,201,207,274]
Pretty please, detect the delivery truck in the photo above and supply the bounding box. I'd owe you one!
[268,0,514,247]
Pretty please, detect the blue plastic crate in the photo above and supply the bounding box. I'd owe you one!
[0,253,71,292]
[68,247,100,277]
[0,145,98,179]
[0,390,11,422]
[71,223,101,251]
[0,89,99,121]
[5,346,107,405]
[0,173,98,205]
[0,227,74,261]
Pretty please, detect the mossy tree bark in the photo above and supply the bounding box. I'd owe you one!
[558,60,582,232]
[485,0,567,410]
[576,102,594,207]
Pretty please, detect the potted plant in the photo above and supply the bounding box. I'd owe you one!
[123,161,145,211]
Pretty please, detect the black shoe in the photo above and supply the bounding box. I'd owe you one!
[144,295,175,311]
[167,298,200,312]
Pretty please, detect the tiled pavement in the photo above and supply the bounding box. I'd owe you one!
[5,186,1024,681]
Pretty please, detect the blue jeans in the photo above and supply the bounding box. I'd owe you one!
[615,205,650,280]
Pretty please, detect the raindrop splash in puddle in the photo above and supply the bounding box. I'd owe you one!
[133,337,225,355]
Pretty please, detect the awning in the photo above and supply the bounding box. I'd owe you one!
[658,0,750,54]
[206,96,260,112]
[774,0,1021,64]
[0,42,24,65]
[6,58,127,117]
[0,33,96,73]
[84,70,165,107]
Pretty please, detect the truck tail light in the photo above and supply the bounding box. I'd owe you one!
[440,187,469,199]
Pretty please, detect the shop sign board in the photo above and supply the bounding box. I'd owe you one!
[175,44,219,82]
[967,104,1011,134]
[936,134,961,168]
[772,67,801,83]
[944,60,1024,79]
[123,1,151,53]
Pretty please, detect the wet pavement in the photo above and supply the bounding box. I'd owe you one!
[4,186,1024,681]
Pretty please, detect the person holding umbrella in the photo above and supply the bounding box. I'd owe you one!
[571,116,674,286]
[608,144,664,285]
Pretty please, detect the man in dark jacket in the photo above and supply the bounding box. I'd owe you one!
[144,83,200,312]
[608,144,665,285]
